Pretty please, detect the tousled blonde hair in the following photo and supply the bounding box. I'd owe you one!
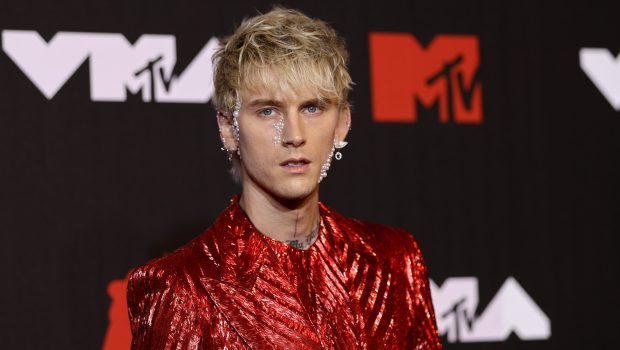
[212,7,353,181]
[213,7,353,110]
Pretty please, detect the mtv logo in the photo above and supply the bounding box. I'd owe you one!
[580,48,620,111]
[369,33,483,124]
[430,277,551,343]
[2,30,219,103]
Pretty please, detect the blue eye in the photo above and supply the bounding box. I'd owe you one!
[305,105,320,114]
[260,108,274,117]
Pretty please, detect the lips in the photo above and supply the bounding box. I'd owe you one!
[280,158,310,166]
[280,158,311,174]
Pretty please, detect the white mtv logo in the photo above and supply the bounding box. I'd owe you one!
[580,48,620,111]
[1,30,219,103]
[431,277,551,343]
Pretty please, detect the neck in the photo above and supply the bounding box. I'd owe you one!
[239,185,320,250]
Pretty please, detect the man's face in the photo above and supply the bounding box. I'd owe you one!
[220,78,350,203]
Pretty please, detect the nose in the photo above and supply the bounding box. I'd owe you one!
[281,111,305,147]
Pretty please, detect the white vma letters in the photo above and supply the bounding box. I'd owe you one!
[1,30,219,103]
[580,48,620,111]
[430,277,551,343]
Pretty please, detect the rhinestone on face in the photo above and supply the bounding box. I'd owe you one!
[273,117,285,145]
[318,144,335,183]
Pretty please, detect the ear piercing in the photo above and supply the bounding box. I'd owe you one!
[334,140,347,160]
[218,98,242,161]
[231,99,241,157]
[318,139,348,183]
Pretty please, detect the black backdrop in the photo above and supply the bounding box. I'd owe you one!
[1,0,618,349]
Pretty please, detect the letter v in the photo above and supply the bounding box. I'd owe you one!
[2,30,90,99]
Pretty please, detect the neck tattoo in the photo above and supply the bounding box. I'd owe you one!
[285,222,320,250]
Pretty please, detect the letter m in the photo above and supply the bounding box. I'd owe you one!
[369,33,483,124]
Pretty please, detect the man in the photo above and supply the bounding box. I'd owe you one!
[127,7,441,349]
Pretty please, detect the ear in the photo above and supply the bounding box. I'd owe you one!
[217,111,238,151]
[334,105,351,142]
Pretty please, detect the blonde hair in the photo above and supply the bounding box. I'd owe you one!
[213,7,352,111]
[212,7,353,181]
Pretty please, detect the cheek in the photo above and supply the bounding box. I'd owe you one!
[308,122,337,151]
[238,124,279,165]
[239,117,280,146]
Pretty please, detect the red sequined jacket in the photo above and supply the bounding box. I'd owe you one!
[127,197,441,349]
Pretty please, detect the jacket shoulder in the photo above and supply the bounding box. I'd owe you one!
[129,225,224,286]
[126,233,217,348]
[126,242,198,321]
[333,212,423,263]
[126,263,205,349]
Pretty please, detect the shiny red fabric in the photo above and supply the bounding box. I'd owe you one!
[127,197,441,349]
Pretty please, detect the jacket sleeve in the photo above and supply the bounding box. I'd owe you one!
[403,233,442,350]
[126,264,203,350]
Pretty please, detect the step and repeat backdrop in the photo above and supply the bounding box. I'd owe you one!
[1,0,618,349]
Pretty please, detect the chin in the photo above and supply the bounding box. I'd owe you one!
[273,178,318,202]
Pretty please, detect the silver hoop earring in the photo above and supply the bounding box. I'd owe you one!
[334,140,348,160]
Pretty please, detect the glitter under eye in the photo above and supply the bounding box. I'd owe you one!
[273,117,285,145]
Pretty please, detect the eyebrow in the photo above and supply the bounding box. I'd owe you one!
[246,99,284,108]
[300,98,326,107]
[246,98,327,108]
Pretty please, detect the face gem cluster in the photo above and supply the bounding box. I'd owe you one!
[273,116,285,145]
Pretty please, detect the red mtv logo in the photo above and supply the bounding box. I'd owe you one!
[369,33,483,124]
